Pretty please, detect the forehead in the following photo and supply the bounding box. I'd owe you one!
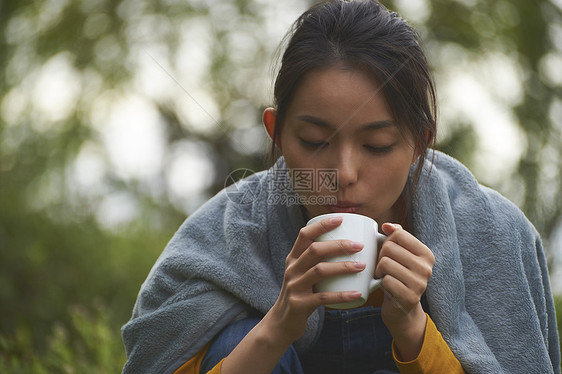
[286,65,393,128]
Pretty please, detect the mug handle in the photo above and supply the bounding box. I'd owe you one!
[368,231,387,293]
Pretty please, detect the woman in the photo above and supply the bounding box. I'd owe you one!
[122,1,560,373]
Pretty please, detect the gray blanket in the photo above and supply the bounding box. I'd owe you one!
[122,151,560,373]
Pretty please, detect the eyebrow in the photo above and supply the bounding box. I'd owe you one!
[296,115,394,131]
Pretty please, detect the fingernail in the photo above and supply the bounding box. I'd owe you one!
[329,217,343,224]
[353,261,366,269]
[350,241,364,249]
[349,291,362,298]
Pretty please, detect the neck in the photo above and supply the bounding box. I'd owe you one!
[389,193,410,231]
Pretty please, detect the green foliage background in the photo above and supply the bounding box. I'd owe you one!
[0,0,561,371]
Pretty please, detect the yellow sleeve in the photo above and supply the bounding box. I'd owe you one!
[173,343,224,374]
[393,314,465,374]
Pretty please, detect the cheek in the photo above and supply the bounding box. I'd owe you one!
[373,156,413,194]
[279,135,302,168]
[281,152,304,172]
[373,171,407,197]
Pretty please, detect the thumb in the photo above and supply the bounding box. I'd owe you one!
[381,222,402,236]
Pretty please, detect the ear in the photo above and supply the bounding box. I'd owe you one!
[262,107,281,149]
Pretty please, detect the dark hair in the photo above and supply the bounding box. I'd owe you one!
[270,0,437,188]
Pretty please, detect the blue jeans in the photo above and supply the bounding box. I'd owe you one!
[200,306,399,374]
[200,317,304,374]
[300,306,398,373]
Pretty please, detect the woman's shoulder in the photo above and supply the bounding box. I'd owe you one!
[182,157,296,227]
[184,167,270,222]
[427,151,538,238]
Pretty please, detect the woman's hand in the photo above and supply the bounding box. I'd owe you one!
[375,222,435,361]
[265,216,366,345]
[223,216,367,374]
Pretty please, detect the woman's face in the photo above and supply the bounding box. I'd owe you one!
[273,65,418,224]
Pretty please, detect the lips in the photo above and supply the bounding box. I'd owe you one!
[327,202,361,213]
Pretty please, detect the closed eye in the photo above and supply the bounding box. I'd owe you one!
[364,145,394,154]
[299,138,328,148]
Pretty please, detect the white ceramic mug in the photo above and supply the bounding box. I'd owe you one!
[306,213,386,309]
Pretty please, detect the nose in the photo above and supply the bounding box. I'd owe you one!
[335,146,359,188]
